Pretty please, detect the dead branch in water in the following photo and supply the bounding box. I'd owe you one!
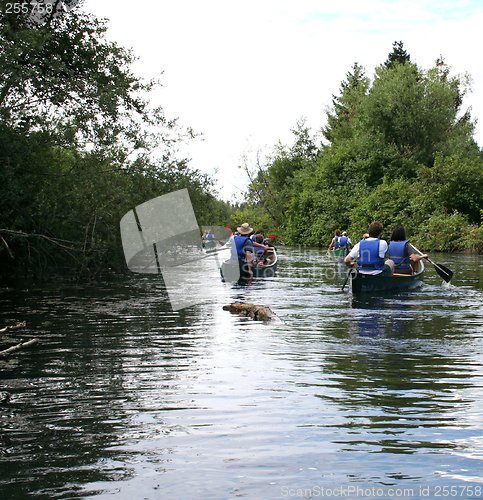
[0,321,26,335]
[0,338,39,357]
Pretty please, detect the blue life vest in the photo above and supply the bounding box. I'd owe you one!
[388,240,411,270]
[232,236,253,261]
[338,236,349,248]
[255,246,265,259]
[357,239,385,270]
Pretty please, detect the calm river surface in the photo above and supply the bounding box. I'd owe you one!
[1,248,482,499]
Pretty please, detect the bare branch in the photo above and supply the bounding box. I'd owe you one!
[0,338,39,357]
[239,153,281,224]
[0,321,26,335]
[0,234,14,259]
[0,229,80,250]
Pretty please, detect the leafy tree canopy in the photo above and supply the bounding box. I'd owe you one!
[240,41,483,252]
[0,1,231,282]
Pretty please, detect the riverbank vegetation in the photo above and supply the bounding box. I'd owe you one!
[1,3,482,287]
[234,42,483,252]
[0,2,230,283]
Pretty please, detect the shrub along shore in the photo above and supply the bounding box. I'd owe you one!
[230,42,482,254]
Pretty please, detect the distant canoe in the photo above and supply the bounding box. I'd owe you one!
[350,261,425,293]
[221,249,278,283]
[328,247,349,260]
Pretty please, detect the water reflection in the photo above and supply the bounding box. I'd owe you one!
[348,295,425,337]
[312,292,479,456]
[0,249,482,497]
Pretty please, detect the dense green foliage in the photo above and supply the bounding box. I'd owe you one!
[0,2,230,283]
[235,42,483,252]
[2,9,481,289]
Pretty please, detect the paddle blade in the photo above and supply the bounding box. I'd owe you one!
[432,261,453,283]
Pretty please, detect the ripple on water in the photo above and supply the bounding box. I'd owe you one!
[0,249,482,497]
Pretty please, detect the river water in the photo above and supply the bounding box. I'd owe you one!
[0,248,482,499]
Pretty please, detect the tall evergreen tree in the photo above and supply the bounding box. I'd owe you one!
[384,40,411,68]
[323,63,369,144]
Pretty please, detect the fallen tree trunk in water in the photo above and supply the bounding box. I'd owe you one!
[223,303,274,322]
[0,321,26,335]
[0,338,39,357]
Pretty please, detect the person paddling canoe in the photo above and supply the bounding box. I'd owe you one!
[344,221,394,275]
[388,225,427,274]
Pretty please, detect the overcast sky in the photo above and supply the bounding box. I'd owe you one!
[84,0,483,201]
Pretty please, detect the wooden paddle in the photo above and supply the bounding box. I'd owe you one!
[411,244,453,283]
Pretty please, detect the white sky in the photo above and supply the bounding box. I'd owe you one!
[84,0,483,201]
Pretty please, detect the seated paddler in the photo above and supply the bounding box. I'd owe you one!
[229,223,256,277]
[254,234,267,263]
[327,229,341,252]
[344,221,394,275]
[338,231,352,251]
[388,225,427,274]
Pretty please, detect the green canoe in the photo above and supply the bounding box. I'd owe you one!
[350,261,425,293]
[328,247,348,260]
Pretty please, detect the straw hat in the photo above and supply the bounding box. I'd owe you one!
[237,223,253,235]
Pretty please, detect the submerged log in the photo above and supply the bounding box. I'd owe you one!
[0,338,39,357]
[0,321,26,335]
[223,303,274,322]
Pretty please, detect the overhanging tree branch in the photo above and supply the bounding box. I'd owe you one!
[0,229,80,251]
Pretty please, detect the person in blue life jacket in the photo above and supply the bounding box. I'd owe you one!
[254,234,266,262]
[229,223,255,276]
[327,229,342,252]
[253,233,271,261]
[388,225,427,274]
[253,234,277,267]
[338,231,352,250]
[229,223,270,277]
[344,221,395,275]
[250,230,262,242]
[202,229,216,248]
[328,229,352,253]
